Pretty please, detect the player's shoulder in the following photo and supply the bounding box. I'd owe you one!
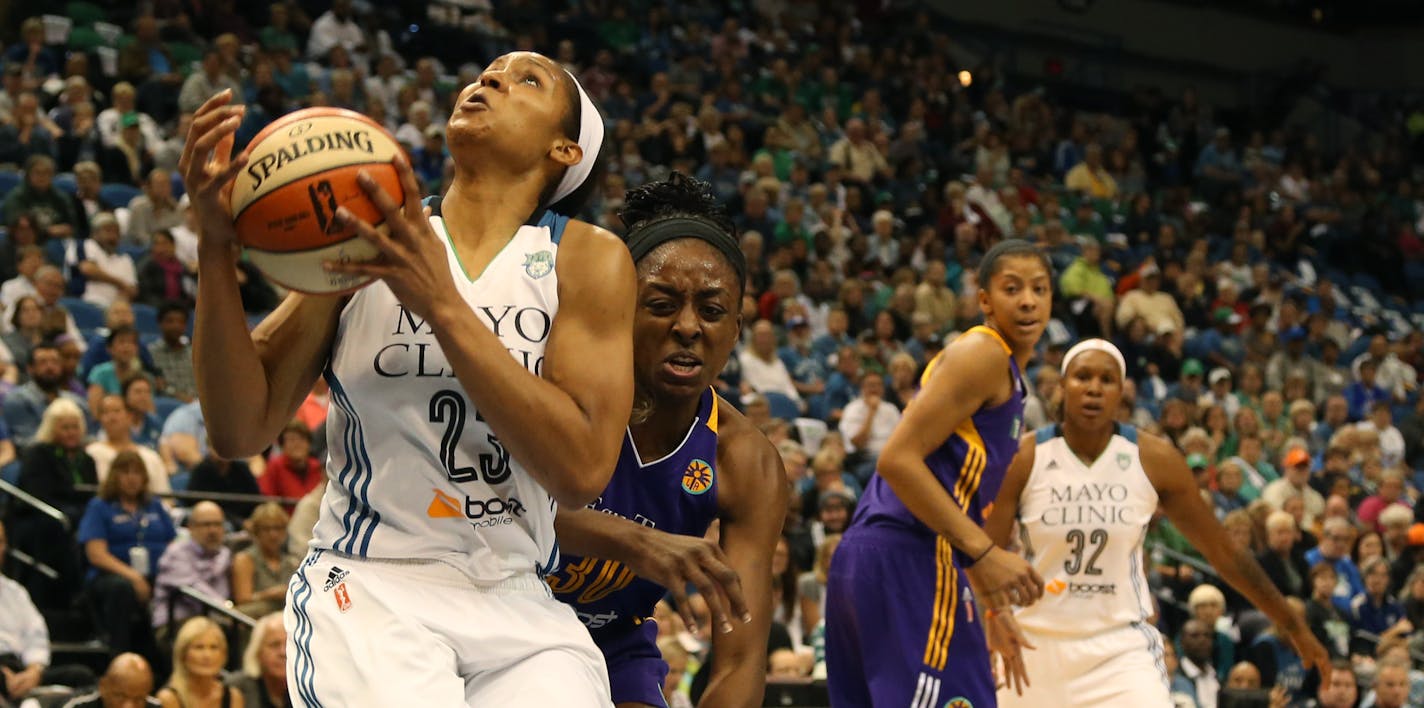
[1132,428,1176,459]
[713,393,779,471]
[552,218,635,286]
[712,392,788,516]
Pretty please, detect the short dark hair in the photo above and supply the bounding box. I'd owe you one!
[107,325,138,347]
[28,341,60,367]
[279,420,312,444]
[977,238,1053,292]
[157,301,188,322]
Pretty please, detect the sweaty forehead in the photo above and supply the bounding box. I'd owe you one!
[638,240,739,289]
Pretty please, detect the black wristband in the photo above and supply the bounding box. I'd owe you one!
[968,544,995,567]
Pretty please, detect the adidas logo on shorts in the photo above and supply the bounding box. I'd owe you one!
[324,566,350,592]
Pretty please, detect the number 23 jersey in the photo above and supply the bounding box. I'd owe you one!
[1014,424,1159,637]
[311,203,569,583]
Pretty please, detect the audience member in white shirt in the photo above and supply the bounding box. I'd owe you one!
[79,213,138,308]
[737,320,804,411]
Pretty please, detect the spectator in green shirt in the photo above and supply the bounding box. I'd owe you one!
[1059,238,1116,337]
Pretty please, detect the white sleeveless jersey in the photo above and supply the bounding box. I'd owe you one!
[1014,424,1159,637]
[310,204,571,582]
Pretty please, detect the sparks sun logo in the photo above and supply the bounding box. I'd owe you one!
[681,459,714,495]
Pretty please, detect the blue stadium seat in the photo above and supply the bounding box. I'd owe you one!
[132,303,158,336]
[43,237,68,267]
[0,171,20,199]
[98,183,140,208]
[761,391,801,421]
[59,297,105,330]
[153,395,183,423]
[119,244,148,263]
[52,172,78,195]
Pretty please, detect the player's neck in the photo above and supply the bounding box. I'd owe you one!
[442,175,544,247]
[630,396,700,461]
[1061,419,1115,465]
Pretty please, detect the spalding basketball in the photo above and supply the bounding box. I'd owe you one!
[231,107,405,294]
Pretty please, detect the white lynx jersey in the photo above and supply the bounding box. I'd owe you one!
[311,201,572,582]
[1014,424,1159,637]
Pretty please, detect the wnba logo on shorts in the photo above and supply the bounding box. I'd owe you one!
[333,583,353,613]
[682,459,714,495]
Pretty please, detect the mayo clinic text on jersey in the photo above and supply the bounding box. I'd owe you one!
[374,305,552,377]
[1037,482,1134,527]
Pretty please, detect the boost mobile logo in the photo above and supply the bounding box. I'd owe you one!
[1047,578,1116,597]
[427,489,526,528]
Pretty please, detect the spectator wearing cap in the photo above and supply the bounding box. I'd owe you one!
[1114,262,1185,335]
[79,213,139,308]
[104,110,157,187]
[1201,367,1241,420]
[1267,326,1323,394]
[1344,358,1391,422]
[1193,306,1246,370]
[738,320,805,414]
[1307,517,1366,609]
[812,486,855,551]
[1168,358,1207,404]
[777,316,827,419]
[1262,447,1326,528]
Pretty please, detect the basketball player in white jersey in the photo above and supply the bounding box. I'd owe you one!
[984,340,1330,705]
[180,51,634,706]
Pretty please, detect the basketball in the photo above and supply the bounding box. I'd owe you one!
[230,107,405,295]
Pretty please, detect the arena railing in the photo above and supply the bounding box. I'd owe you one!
[73,484,304,507]
[0,477,71,531]
[174,585,259,629]
[5,546,59,580]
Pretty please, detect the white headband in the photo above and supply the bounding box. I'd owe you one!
[549,71,604,207]
[1061,338,1127,379]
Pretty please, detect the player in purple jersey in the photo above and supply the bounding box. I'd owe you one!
[825,239,1052,708]
[551,173,787,708]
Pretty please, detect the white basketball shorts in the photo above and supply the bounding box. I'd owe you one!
[283,549,612,707]
[997,621,1173,707]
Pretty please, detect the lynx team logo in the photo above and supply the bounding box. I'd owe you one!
[1117,452,1131,469]
[523,251,554,279]
[681,459,714,495]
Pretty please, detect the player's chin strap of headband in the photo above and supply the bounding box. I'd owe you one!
[624,215,747,287]
[1061,338,1127,379]
[548,72,604,207]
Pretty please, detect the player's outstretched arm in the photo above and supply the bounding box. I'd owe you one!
[981,434,1039,696]
[699,401,787,708]
[186,90,342,457]
[1142,432,1333,682]
[877,333,1044,610]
